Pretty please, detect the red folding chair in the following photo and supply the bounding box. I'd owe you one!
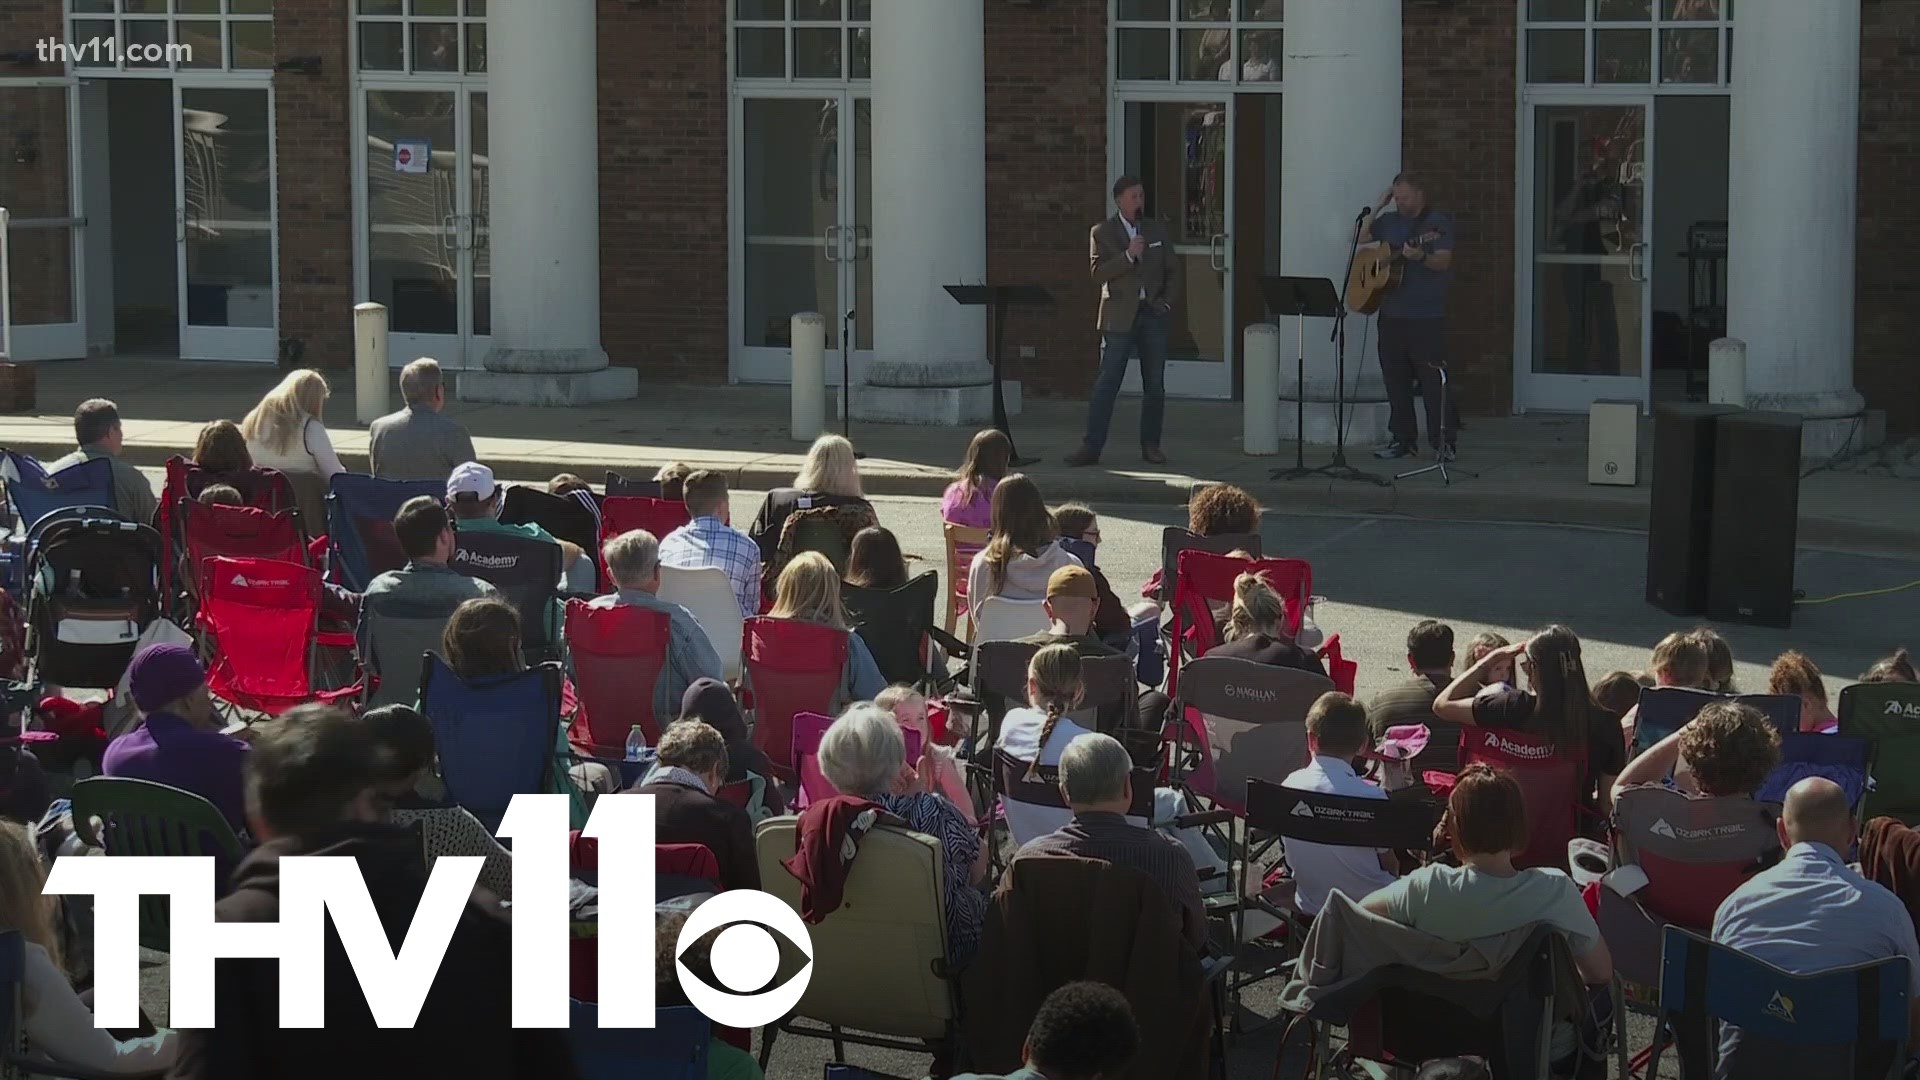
[1168,549,1345,696]
[564,599,671,757]
[742,617,850,781]
[158,457,300,603]
[792,710,921,810]
[180,502,307,615]
[597,497,693,591]
[197,556,361,716]
[1455,726,1588,871]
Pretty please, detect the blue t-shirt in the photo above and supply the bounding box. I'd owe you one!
[1371,209,1455,319]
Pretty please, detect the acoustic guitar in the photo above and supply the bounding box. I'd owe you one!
[1347,228,1443,314]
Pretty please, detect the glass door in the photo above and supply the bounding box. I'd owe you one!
[175,82,277,362]
[0,81,85,361]
[357,84,489,369]
[1518,98,1652,411]
[731,92,871,385]
[1113,96,1232,399]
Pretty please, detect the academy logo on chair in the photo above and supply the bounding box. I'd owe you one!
[1764,991,1795,1024]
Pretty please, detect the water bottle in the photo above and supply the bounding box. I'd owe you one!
[624,724,646,763]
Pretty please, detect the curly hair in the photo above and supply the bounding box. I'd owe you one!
[1025,981,1140,1079]
[1679,700,1781,798]
[1187,483,1260,538]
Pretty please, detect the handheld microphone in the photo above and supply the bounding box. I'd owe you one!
[1357,206,1373,222]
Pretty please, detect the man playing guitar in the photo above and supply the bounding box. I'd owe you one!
[1364,172,1456,461]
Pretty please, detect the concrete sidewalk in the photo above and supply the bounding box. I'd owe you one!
[1,357,1912,556]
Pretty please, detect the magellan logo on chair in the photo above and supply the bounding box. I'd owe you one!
[43,795,813,1031]
[1224,684,1277,703]
[1765,991,1796,1023]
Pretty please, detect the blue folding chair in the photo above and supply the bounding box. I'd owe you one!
[418,654,563,831]
[324,473,441,591]
[568,999,708,1080]
[1755,730,1873,810]
[1654,925,1911,1080]
[2,451,114,532]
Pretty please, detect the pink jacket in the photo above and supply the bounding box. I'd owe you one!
[940,479,997,529]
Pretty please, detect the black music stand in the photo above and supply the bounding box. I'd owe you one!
[945,283,1051,467]
[1263,276,1386,486]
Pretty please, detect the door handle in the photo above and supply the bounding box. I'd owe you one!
[1626,241,1647,282]
[823,225,842,263]
[176,208,186,244]
[1209,233,1228,272]
[851,224,870,261]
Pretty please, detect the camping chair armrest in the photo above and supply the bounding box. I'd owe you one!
[928,626,970,660]
[1200,953,1235,986]
[1174,809,1235,830]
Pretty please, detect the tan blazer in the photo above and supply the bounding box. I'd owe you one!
[1089,214,1183,333]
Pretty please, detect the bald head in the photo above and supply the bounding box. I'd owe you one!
[1781,776,1854,852]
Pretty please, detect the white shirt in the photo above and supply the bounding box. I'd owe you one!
[15,941,176,1076]
[1119,215,1147,298]
[996,706,1096,847]
[1281,754,1398,916]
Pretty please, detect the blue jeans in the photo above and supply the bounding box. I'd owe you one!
[1084,307,1169,451]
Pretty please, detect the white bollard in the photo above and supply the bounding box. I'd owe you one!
[354,303,390,425]
[1242,322,1281,456]
[790,312,827,442]
[1709,337,1747,408]
[0,206,12,362]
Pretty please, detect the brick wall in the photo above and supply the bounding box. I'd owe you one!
[983,0,1108,397]
[273,0,355,370]
[1857,0,1918,436]
[0,0,60,77]
[1402,0,1517,418]
[597,0,728,383]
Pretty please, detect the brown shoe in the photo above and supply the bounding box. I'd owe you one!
[1142,445,1168,466]
[1064,444,1101,468]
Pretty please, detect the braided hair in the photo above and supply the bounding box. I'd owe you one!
[1023,644,1085,781]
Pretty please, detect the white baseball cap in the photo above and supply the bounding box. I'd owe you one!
[446,461,496,501]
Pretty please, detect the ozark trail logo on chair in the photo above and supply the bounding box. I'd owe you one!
[1290,801,1315,819]
[1650,819,1676,840]
[1764,991,1795,1023]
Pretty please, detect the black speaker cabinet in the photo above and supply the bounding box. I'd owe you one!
[1646,403,1741,616]
[1707,411,1803,628]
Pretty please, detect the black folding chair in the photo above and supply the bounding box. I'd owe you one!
[452,528,564,660]
[604,472,663,499]
[841,571,967,691]
[499,485,600,560]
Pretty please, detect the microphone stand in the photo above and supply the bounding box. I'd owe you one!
[842,307,865,459]
[1279,210,1388,487]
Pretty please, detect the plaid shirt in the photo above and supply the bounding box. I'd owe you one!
[659,516,762,619]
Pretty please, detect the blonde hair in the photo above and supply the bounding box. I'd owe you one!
[1225,571,1286,642]
[241,369,330,454]
[1690,627,1736,693]
[874,684,923,714]
[0,821,61,976]
[1650,631,1710,689]
[770,551,849,630]
[795,435,864,498]
[1024,644,1085,780]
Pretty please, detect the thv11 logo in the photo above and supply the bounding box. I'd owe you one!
[45,794,812,1030]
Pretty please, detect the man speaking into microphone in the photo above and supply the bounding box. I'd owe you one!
[1068,175,1183,468]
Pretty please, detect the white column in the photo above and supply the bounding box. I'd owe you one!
[1277,0,1400,444]
[464,0,634,405]
[854,0,993,425]
[1726,0,1863,422]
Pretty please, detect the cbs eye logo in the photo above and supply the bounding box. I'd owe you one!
[675,891,815,1028]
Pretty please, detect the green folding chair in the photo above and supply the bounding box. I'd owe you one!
[1840,682,1920,825]
[69,776,247,953]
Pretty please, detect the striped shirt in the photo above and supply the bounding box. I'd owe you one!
[1016,811,1207,948]
[659,516,763,619]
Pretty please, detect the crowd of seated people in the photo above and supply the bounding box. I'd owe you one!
[18,399,1920,1080]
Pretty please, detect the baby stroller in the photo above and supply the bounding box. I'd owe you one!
[24,511,164,690]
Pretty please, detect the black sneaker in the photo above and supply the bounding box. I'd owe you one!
[1373,442,1415,460]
